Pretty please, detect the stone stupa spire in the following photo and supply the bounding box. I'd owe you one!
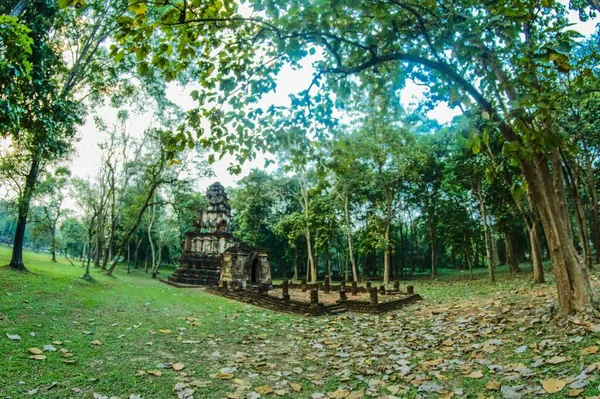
[197,182,231,233]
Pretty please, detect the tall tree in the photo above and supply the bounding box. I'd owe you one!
[1,0,81,270]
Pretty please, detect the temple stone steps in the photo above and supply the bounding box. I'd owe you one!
[326,303,347,315]
[167,268,220,286]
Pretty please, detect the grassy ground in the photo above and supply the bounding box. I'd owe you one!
[1,245,599,399]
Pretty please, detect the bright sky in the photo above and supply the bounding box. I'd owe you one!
[69,13,598,190]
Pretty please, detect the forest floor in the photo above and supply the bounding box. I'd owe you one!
[1,245,600,399]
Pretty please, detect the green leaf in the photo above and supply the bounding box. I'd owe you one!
[58,0,76,8]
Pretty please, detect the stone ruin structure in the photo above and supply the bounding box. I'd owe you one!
[165,183,419,316]
[221,243,271,289]
[166,182,272,288]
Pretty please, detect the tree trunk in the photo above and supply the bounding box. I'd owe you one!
[344,246,349,281]
[293,243,298,280]
[490,224,500,268]
[528,221,545,283]
[324,239,331,277]
[305,253,311,282]
[300,180,317,283]
[9,0,27,17]
[584,149,600,265]
[152,234,161,279]
[133,237,142,269]
[84,217,94,276]
[561,151,592,269]
[94,210,104,268]
[525,191,545,283]
[344,194,358,282]
[383,189,392,284]
[475,180,495,283]
[430,242,437,278]
[304,228,316,283]
[504,229,519,274]
[520,150,597,315]
[144,247,149,274]
[148,202,156,277]
[51,225,57,262]
[81,242,86,266]
[426,193,438,279]
[9,153,41,271]
[463,238,474,280]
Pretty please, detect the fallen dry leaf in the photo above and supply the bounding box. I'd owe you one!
[146,369,162,377]
[421,358,443,368]
[255,385,274,395]
[28,348,43,355]
[580,346,598,356]
[387,385,402,394]
[29,355,46,360]
[568,389,584,397]
[466,370,484,379]
[485,380,501,391]
[542,378,566,394]
[328,388,350,398]
[172,362,185,371]
[547,356,567,364]
[347,390,365,399]
[289,383,302,392]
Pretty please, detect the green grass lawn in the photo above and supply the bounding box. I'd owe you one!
[1,245,599,399]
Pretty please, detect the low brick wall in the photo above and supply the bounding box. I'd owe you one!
[161,279,421,316]
[341,294,422,314]
[160,279,211,288]
[206,287,329,315]
[208,287,421,316]
[272,283,411,295]
[273,283,371,294]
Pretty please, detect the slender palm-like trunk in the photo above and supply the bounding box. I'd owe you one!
[474,181,495,283]
[324,239,330,277]
[293,244,298,280]
[343,194,358,282]
[147,201,156,276]
[504,229,519,274]
[463,237,474,280]
[300,181,317,283]
[51,225,57,263]
[528,221,545,283]
[383,188,392,284]
[524,191,545,283]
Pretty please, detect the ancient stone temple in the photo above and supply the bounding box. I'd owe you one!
[167,182,236,286]
[166,182,271,288]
